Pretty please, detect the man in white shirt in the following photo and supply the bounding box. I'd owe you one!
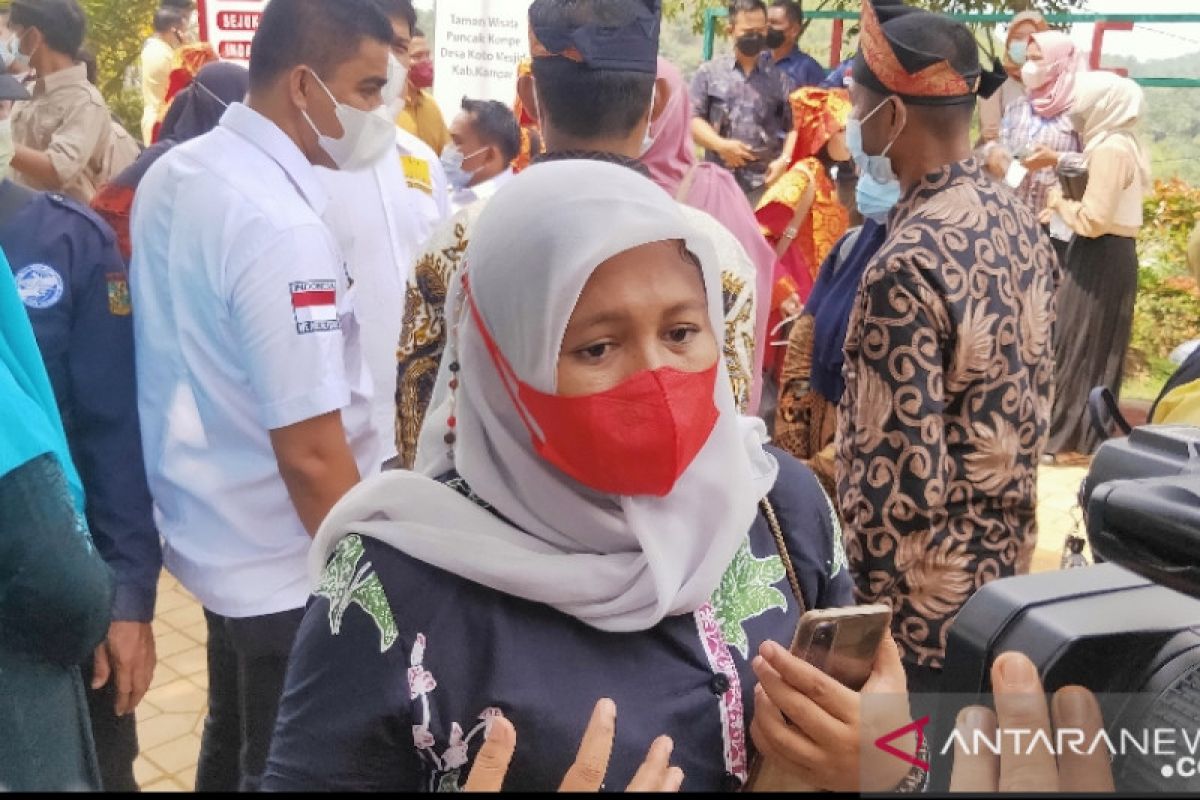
[129,0,392,790]
[444,97,519,214]
[318,0,448,464]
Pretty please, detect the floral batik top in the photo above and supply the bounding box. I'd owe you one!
[261,448,853,792]
[835,157,1060,670]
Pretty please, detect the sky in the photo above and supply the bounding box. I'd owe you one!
[1063,0,1200,62]
[416,0,1200,63]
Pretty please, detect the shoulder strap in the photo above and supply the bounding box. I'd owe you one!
[760,497,805,615]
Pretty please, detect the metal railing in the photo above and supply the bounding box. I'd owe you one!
[700,9,1200,88]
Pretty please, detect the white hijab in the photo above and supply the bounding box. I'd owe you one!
[311,160,779,633]
[1069,70,1151,187]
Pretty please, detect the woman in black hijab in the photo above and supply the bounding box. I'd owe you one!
[91,61,250,261]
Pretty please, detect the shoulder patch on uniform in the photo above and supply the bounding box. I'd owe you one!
[106,272,131,316]
[401,155,433,195]
[46,192,117,247]
[290,280,340,335]
[15,263,64,309]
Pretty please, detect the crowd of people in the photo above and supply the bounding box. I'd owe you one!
[0,0,1159,792]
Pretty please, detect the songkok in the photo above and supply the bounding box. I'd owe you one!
[529,0,661,74]
[853,0,1006,106]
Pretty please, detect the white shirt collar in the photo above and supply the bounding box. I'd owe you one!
[451,167,514,211]
[220,103,329,216]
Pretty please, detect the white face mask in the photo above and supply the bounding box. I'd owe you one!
[300,68,397,172]
[1021,60,1053,90]
[381,53,408,120]
[0,118,14,179]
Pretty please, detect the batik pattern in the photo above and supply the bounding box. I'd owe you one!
[835,158,1059,668]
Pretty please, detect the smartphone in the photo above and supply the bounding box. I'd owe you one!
[789,605,893,691]
[745,606,892,791]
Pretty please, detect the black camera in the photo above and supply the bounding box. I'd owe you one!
[929,425,1200,792]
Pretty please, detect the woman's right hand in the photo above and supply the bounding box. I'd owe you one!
[464,698,685,792]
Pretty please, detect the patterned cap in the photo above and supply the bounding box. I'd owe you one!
[529,0,661,74]
[852,0,1005,106]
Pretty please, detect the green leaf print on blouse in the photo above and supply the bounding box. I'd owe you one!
[315,534,399,653]
[710,538,788,659]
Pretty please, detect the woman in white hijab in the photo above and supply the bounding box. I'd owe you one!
[1041,70,1151,460]
[262,161,892,793]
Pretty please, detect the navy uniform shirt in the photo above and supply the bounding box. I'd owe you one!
[762,46,828,91]
[690,55,793,195]
[1,190,160,622]
[263,448,854,792]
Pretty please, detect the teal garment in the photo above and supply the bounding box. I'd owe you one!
[0,248,84,512]
[0,248,111,791]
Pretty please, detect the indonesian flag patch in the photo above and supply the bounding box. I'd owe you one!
[290,280,340,334]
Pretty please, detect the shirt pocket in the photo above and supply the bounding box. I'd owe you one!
[28,104,67,149]
[704,87,732,132]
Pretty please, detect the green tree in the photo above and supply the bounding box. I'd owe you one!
[80,0,158,135]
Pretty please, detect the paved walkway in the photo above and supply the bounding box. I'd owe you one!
[133,464,1092,790]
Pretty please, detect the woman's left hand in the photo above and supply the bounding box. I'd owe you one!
[749,634,913,792]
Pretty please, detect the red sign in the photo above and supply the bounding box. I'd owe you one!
[218,40,253,61]
[197,0,266,65]
[216,11,260,31]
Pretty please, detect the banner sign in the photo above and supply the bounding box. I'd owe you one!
[432,0,534,115]
[197,0,265,64]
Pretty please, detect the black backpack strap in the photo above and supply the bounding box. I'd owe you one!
[1089,386,1133,440]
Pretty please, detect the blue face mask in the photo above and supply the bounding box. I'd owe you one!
[846,96,904,222]
[855,171,903,223]
[441,144,488,191]
[1008,40,1028,67]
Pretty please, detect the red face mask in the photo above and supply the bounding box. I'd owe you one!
[410,60,434,89]
[465,280,720,497]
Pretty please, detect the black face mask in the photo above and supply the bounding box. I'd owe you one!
[766,29,787,49]
[735,32,767,58]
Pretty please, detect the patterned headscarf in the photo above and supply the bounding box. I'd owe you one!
[788,87,851,164]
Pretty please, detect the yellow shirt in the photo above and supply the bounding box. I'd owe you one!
[1153,380,1200,426]
[397,89,450,156]
[141,36,175,145]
